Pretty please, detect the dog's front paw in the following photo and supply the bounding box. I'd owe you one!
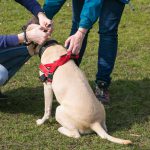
[36,119,44,126]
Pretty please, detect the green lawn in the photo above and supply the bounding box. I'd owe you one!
[0,0,150,149]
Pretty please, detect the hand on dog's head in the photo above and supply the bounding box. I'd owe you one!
[25,17,50,56]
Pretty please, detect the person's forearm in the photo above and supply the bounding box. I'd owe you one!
[43,0,66,19]
[78,28,88,35]
[15,0,43,16]
[79,0,103,29]
[0,35,19,49]
[17,33,24,44]
[17,31,32,44]
[0,32,31,49]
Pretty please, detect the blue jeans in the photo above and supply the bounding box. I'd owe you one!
[0,64,8,85]
[0,46,30,85]
[71,0,125,87]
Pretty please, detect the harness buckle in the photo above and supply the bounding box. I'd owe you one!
[39,74,47,82]
[47,73,54,82]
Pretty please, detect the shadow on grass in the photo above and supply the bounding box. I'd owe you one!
[0,78,150,133]
[89,78,150,133]
[0,86,59,117]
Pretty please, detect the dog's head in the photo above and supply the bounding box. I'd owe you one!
[24,17,67,60]
[24,16,49,56]
[26,23,43,56]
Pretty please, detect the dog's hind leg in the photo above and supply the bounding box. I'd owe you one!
[36,82,53,125]
[56,106,80,138]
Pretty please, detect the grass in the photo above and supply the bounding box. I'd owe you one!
[0,0,150,149]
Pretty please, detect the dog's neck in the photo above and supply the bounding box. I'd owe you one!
[41,45,67,64]
[27,40,61,57]
[38,40,59,58]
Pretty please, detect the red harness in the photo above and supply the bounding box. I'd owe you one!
[39,51,79,82]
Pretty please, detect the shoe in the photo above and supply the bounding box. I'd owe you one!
[94,81,110,105]
[0,92,8,100]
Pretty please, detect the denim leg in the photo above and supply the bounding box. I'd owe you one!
[0,64,8,86]
[0,45,31,84]
[96,0,125,86]
[71,0,88,65]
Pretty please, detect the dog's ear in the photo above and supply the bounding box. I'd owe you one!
[22,16,39,30]
[27,16,39,25]
[26,24,40,31]
[27,44,42,56]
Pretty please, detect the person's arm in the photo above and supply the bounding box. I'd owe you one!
[15,0,53,30]
[0,24,51,49]
[0,35,19,49]
[120,0,130,4]
[65,0,103,54]
[43,0,66,19]
[15,0,43,16]
[79,0,103,30]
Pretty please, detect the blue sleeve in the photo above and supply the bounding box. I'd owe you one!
[120,0,130,4]
[0,35,19,49]
[15,0,43,16]
[43,0,66,19]
[79,0,103,29]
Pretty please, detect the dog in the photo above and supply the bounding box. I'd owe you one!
[27,24,132,145]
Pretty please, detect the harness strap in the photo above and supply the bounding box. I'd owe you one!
[39,64,49,77]
[39,64,53,82]
[39,51,79,82]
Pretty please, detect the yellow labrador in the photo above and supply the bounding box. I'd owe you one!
[27,24,132,145]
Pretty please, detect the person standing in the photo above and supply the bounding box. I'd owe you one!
[43,0,130,104]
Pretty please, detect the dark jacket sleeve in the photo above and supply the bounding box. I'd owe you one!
[43,0,102,30]
[0,35,19,49]
[43,0,66,19]
[120,0,130,4]
[15,0,43,16]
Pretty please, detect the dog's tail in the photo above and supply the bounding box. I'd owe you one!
[90,122,132,145]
